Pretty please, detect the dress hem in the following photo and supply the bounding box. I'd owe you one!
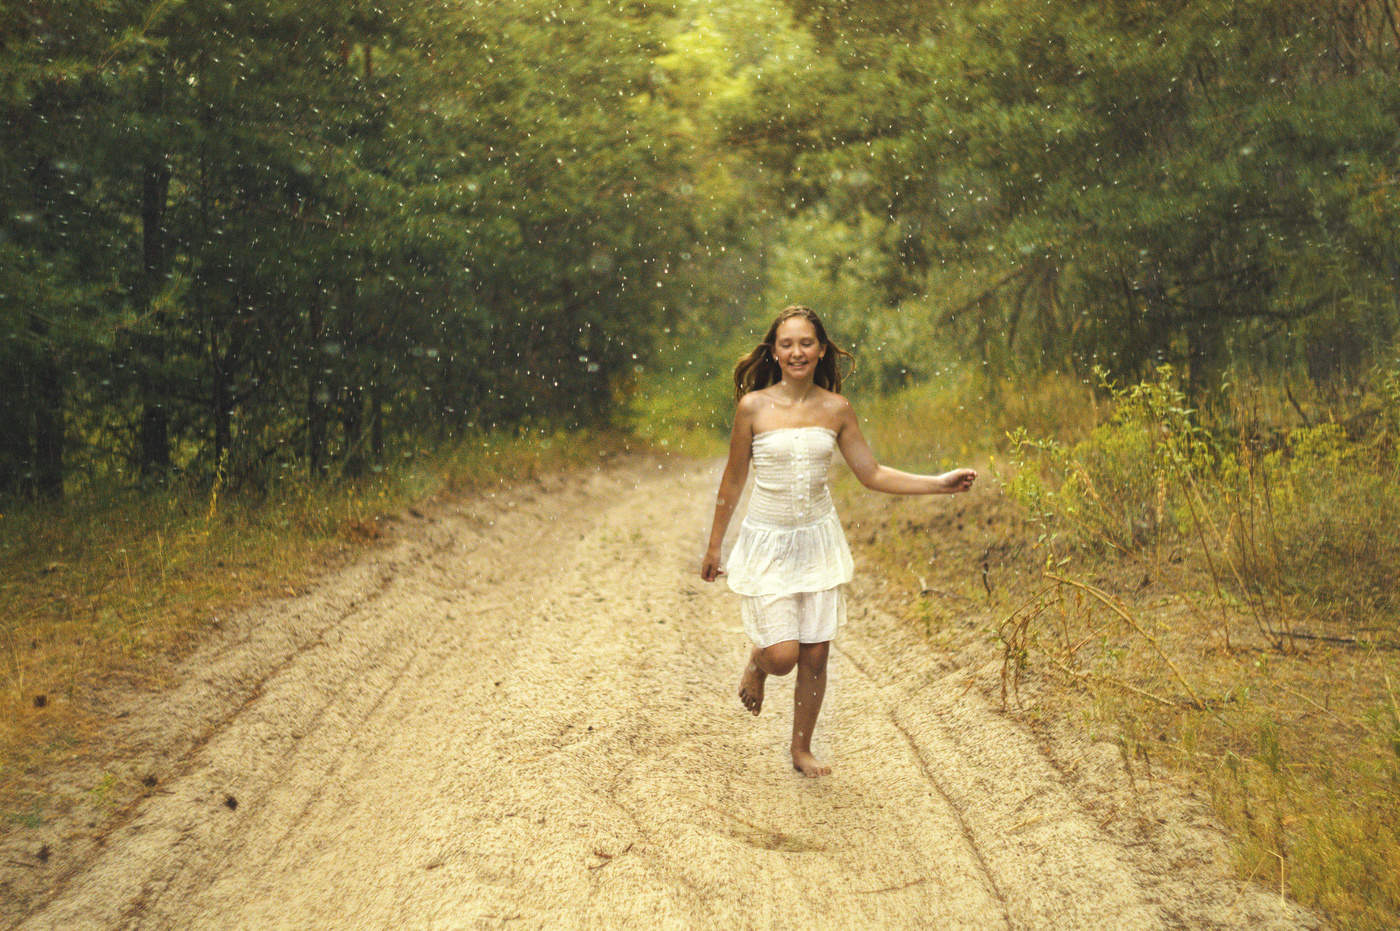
[723,577,852,598]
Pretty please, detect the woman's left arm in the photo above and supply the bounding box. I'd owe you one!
[834,399,977,495]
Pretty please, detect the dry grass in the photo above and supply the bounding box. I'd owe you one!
[848,368,1400,930]
[0,430,633,824]
[993,564,1400,930]
[848,368,1101,468]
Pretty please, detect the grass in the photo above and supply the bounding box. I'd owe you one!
[847,368,1101,469]
[10,355,1397,926]
[994,577,1400,928]
[624,362,733,458]
[844,365,1400,930]
[0,429,634,826]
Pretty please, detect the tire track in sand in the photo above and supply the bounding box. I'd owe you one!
[10,456,1317,929]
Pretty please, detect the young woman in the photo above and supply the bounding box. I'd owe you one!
[700,306,977,777]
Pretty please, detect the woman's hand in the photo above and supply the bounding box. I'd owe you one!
[700,549,725,582]
[940,468,978,494]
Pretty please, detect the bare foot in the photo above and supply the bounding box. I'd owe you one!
[738,649,766,716]
[791,749,830,777]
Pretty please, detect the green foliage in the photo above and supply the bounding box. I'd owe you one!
[735,0,1400,392]
[989,367,1400,928]
[762,204,974,391]
[1379,356,1400,436]
[1,0,707,498]
[1249,422,1400,627]
[1008,366,1217,555]
[1008,367,1400,640]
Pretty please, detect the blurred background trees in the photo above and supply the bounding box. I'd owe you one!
[728,0,1400,396]
[1,0,705,497]
[4,0,1399,499]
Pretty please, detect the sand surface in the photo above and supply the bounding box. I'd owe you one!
[4,455,1319,929]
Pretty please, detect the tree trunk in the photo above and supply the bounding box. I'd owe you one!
[0,366,24,496]
[370,373,384,461]
[1185,310,1223,398]
[342,387,365,478]
[137,151,173,481]
[211,325,231,469]
[307,294,328,477]
[31,351,64,500]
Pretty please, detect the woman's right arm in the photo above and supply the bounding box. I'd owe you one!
[700,396,758,582]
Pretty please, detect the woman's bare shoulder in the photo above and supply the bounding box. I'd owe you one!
[736,389,770,414]
[818,389,854,415]
[816,391,856,433]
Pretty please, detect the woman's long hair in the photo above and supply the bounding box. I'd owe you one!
[733,305,855,401]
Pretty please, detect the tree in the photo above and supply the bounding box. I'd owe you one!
[728,0,1400,392]
[0,0,710,497]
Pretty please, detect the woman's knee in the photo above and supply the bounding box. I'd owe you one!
[798,641,829,676]
[759,640,800,676]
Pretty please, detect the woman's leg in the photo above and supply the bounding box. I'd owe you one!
[791,640,831,776]
[739,639,799,715]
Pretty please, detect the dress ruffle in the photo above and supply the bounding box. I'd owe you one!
[724,509,854,596]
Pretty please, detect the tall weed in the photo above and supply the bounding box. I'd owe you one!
[997,365,1400,928]
[1006,366,1400,647]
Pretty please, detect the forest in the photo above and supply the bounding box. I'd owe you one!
[4,0,706,494]
[6,0,1397,498]
[4,0,1400,926]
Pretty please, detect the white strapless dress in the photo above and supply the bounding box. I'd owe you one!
[724,426,854,597]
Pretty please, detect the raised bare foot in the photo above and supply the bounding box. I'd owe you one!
[738,649,767,716]
[790,748,830,778]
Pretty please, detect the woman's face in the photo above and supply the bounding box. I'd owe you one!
[772,316,825,383]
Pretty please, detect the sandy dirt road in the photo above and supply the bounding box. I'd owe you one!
[7,455,1317,929]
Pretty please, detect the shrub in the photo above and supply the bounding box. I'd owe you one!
[1007,367,1400,644]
